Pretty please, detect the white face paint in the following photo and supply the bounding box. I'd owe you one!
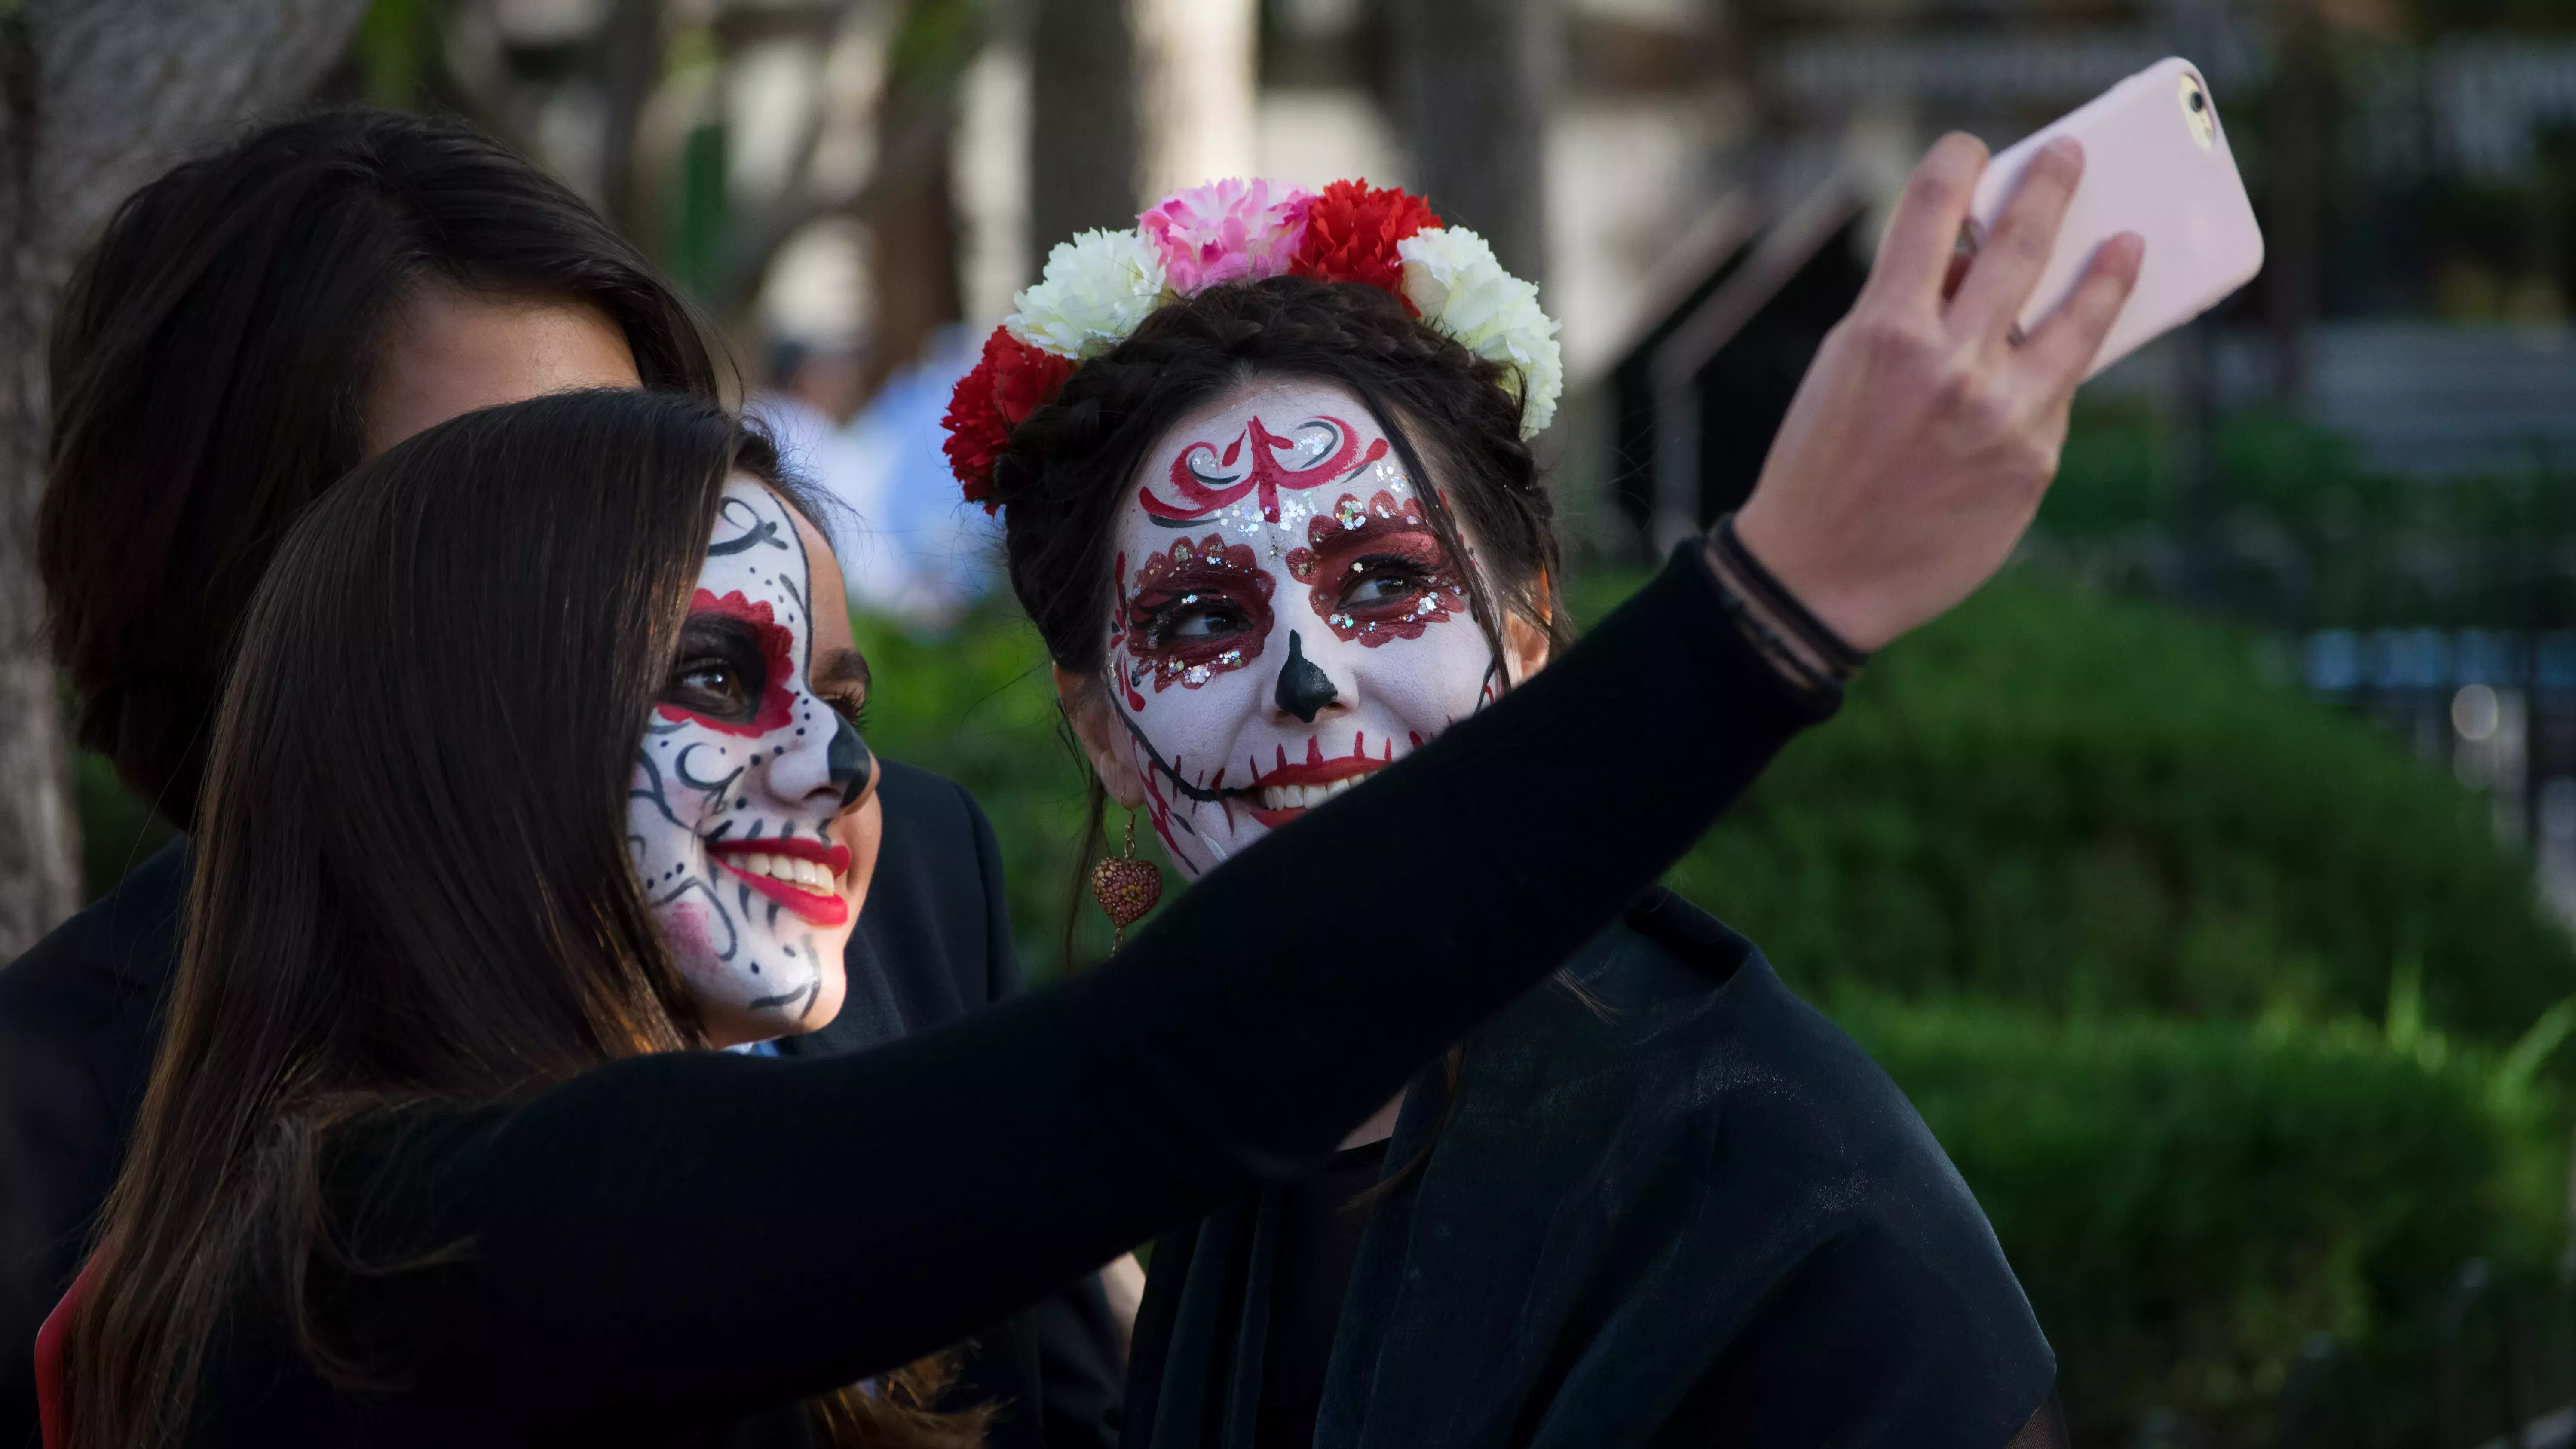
[1100,378,1506,879]
[628,477,873,1043]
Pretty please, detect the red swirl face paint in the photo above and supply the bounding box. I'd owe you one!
[1101,379,1509,881]
[1139,412,1391,525]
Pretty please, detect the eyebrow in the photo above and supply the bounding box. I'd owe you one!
[813,646,872,698]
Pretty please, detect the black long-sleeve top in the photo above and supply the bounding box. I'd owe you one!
[175,544,1835,1446]
[2,763,1119,1449]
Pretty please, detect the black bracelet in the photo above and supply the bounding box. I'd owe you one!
[1710,513,1869,679]
[1713,584,1841,698]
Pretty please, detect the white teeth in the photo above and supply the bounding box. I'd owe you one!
[721,850,840,892]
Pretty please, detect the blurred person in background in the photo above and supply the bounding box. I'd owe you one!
[757,328,1002,631]
[1,107,1119,1449]
[967,146,2127,1448]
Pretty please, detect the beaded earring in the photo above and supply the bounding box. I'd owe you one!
[1089,813,1163,950]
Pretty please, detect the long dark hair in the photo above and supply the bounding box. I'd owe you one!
[42,107,720,827]
[63,391,975,1449]
[992,276,1572,960]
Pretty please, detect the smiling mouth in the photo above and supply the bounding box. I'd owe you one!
[1229,757,1389,829]
[708,838,853,927]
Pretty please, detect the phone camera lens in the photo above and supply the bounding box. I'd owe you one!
[2188,89,2206,112]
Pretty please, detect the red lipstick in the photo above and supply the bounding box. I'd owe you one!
[707,837,853,928]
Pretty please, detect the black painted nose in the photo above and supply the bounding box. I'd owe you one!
[1274,630,1339,723]
[827,712,873,808]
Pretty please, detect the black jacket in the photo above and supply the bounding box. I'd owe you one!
[0,759,1121,1449]
[1125,890,2058,1449]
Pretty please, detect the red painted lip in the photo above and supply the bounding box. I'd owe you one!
[708,837,853,928]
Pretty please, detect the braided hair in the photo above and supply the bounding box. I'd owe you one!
[994,275,1569,680]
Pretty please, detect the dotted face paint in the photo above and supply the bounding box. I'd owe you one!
[1102,379,1504,880]
[628,478,872,1041]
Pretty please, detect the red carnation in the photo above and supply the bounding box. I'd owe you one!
[1288,180,1442,307]
[942,325,1075,510]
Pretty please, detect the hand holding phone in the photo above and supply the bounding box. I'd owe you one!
[1966,57,2265,377]
[1734,131,2142,653]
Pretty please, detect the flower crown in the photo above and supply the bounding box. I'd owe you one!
[940,177,1563,510]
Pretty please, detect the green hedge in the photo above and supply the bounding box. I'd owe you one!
[1840,990,2571,1446]
[1630,571,2576,1046]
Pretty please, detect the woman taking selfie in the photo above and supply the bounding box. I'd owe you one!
[9,108,1118,1447]
[51,132,2133,1448]
[968,154,2101,1449]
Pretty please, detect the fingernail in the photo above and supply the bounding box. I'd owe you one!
[2044,136,2083,164]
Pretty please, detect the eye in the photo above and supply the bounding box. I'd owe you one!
[822,688,869,732]
[662,617,767,722]
[1338,556,1433,610]
[680,660,740,696]
[1144,591,1256,645]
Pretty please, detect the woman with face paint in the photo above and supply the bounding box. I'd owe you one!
[975,162,2119,1449]
[8,109,1121,1448]
[50,129,2132,1449]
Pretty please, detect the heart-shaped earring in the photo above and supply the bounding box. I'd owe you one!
[1089,813,1163,951]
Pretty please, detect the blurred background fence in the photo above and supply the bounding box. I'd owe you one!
[62,0,2576,1443]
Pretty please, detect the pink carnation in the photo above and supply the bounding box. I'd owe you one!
[1138,178,1315,293]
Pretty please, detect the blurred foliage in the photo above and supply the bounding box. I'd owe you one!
[77,752,178,904]
[1843,990,2572,1448]
[2036,404,2576,629]
[848,609,1128,980]
[1574,568,2576,1046]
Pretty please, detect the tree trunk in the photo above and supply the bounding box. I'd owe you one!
[863,0,980,396]
[1388,0,1558,285]
[1029,0,1139,248]
[1131,0,1255,202]
[0,0,365,958]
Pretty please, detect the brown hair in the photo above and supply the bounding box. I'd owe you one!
[42,107,721,828]
[64,390,976,1449]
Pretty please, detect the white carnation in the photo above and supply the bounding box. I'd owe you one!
[1006,229,1173,360]
[1397,226,1565,438]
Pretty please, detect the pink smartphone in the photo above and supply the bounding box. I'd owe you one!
[1965,57,2265,377]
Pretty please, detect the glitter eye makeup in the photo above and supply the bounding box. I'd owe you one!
[1283,490,1467,647]
[1121,534,1278,696]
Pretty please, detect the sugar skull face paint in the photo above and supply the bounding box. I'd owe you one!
[1090,378,1514,879]
[629,476,876,1044]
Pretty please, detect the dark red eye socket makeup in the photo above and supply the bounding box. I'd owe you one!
[1284,491,1467,647]
[1121,534,1278,692]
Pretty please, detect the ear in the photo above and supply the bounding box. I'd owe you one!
[1055,665,1148,810]
[1502,587,1553,687]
